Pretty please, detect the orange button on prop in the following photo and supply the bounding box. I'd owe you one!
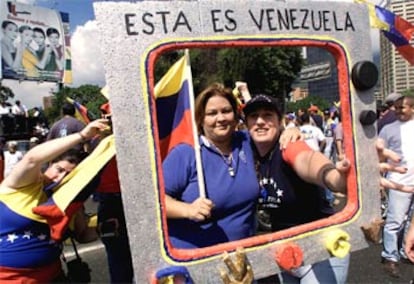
[274,243,304,271]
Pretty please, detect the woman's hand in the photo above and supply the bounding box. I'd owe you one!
[186,197,214,222]
[279,127,302,149]
[79,119,110,140]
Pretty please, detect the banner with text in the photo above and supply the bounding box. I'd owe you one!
[0,0,69,83]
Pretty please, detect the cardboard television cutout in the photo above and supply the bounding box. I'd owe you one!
[94,1,380,282]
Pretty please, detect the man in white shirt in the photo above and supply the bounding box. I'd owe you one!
[11,100,28,133]
[3,140,23,177]
[299,113,326,152]
[379,94,414,278]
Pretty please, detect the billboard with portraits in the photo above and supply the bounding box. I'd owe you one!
[0,0,71,83]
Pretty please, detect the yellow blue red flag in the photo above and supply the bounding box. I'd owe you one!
[32,135,116,240]
[154,55,195,160]
[358,0,414,65]
[154,52,206,197]
[66,97,91,124]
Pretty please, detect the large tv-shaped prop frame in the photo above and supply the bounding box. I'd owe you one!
[94,1,380,282]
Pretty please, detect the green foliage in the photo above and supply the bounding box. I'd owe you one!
[154,47,304,99]
[44,84,106,124]
[190,48,223,94]
[402,88,414,97]
[217,47,304,99]
[46,47,304,124]
[154,50,184,82]
[286,95,330,113]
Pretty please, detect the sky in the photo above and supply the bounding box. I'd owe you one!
[2,0,382,109]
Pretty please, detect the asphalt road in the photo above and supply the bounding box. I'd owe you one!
[75,200,413,283]
[65,238,414,283]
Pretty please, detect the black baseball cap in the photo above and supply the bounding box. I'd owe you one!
[243,94,282,118]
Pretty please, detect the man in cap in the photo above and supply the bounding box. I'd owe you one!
[308,104,323,131]
[243,94,350,283]
[377,92,402,133]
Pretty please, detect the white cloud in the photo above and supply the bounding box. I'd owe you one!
[71,20,105,87]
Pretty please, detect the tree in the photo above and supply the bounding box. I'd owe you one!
[45,84,106,123]
[217,47,304,100]
[403,88,414,97]
[154,47,304,100]
[0,82,14,103]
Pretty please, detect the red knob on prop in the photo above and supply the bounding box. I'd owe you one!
[274,243,304,271]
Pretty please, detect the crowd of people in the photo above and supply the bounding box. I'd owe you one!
[0,81,413,283]
[0,99,49,139]
[0,101,134,283]
[163,82,413,283]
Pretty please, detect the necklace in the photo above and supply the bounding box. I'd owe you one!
[222,153,235,177]
[211,142,235,177]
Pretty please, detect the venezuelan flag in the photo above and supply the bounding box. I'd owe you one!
[32,135,116,240]
[66,97,91,124]
[154,55,195,160]
[363,1,414,65]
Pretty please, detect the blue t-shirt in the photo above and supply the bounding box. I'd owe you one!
[163,131,259,249]
[256,141,335,231]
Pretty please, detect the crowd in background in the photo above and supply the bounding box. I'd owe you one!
[0,99,49,140]
[282,103,346,207]
[0,86,413,283]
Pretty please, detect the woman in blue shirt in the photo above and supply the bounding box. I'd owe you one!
[163,83,260,249]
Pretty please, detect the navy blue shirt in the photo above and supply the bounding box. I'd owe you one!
[256,141,335,231]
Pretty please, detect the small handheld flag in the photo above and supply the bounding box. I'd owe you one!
[155,52,206,198]
[66,97,91,124]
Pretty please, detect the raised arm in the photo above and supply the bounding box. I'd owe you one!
[1,119,109,190]
[282,141,348,193]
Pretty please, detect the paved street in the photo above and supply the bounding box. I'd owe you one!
[75,199,413,283]
[66,239,413,283]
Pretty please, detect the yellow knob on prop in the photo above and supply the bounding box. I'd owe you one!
[325,229,351,258]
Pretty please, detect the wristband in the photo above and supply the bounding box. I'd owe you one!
[319,164,336,189]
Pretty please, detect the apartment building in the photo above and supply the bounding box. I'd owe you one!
[380,0,414,100]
